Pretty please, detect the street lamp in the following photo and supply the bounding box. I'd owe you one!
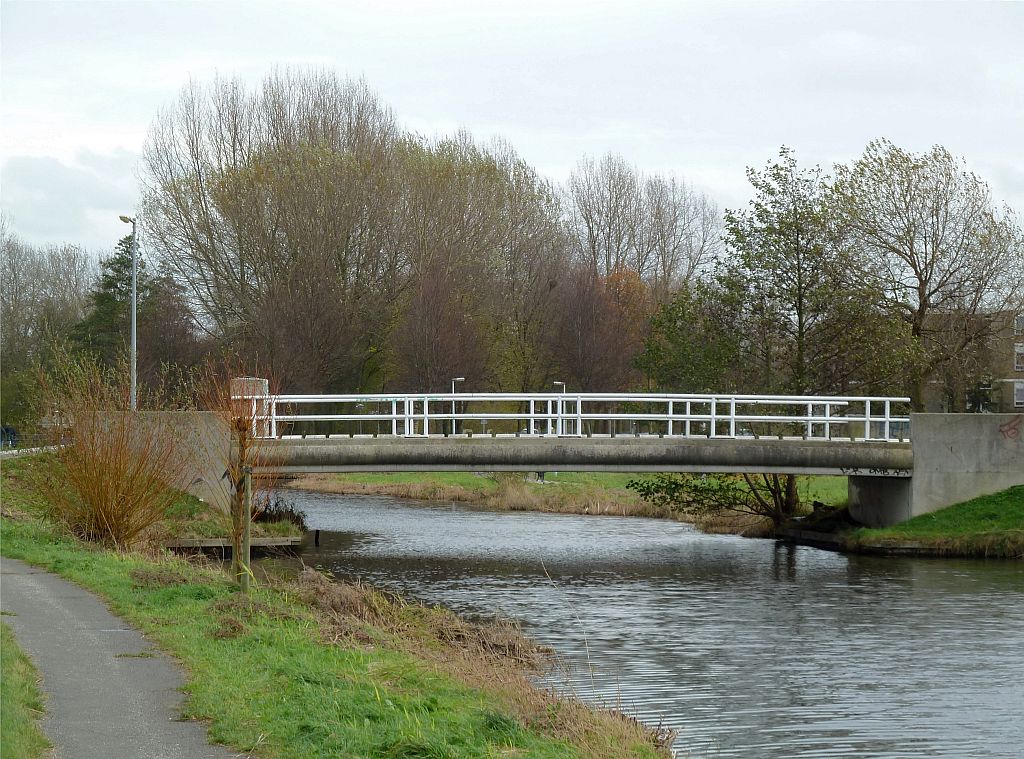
[552,381,565,436]
[119,215,138,411]
[451,377,465,435]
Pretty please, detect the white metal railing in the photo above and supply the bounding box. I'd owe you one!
[231,393,912,442]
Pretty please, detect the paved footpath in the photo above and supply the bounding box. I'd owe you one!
[0,556,240,759]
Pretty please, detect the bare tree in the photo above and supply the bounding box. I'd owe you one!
[566,153,642,277]
[485,141,567,391]
[565,153,720,295]
[643,175,721,298]
[143,70,404,390]
[1,222,94,364]
[833,139,1024,409]
[1,220,95,425]
[547,264,651,392]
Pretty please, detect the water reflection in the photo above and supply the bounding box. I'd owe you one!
[281,490,1024,758]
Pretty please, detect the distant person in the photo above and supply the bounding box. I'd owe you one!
[1,425,17,449]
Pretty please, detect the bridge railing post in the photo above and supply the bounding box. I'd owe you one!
[865,399,872,440]
[729,397,736,437]
[710,397,717,438]
[668,400,673,436]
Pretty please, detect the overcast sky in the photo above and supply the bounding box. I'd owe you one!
[2,0,1022,255]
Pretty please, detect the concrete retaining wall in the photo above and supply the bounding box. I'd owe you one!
[137,411,232,512]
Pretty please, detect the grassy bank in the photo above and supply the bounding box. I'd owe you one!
[0,621,51,759]
[846,486,1024,558]
[284,471,848,523]
[0,458,670,758]
[164,492,303,540]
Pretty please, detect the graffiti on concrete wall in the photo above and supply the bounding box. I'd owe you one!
[998,415,1022,442]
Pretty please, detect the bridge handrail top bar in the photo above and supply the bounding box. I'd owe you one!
[269,412,909,423]
[271,432,911,440]
[237,392,910,403]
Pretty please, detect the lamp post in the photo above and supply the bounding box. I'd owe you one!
[119,215,138,411]
[450,377,464,435]
[553,381,565,436]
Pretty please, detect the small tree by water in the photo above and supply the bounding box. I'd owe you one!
[628,473,801,534]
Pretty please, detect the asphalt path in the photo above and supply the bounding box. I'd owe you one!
[0,556,240,759]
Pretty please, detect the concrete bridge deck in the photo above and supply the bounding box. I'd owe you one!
[256,435,914,477]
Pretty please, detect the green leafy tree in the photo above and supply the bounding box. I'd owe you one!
[635,275,746,392]
[632,149,921,530]
[723,148,920,396]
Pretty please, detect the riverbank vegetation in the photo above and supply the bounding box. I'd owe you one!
[845,486,1024,559]
[0,456,673,758]
[283,471,668,518]
[284,471,849,536]
[0,621,51,759]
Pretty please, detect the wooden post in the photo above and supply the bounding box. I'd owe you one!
[241,466,252,593]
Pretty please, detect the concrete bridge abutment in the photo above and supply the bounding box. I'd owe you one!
[848,413,1024,527]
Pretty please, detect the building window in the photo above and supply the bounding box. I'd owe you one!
[1016,381,1024,408]
[1016,313,1024,335]
[1017,343,1024,372]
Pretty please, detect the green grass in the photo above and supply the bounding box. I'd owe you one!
[332,471,501,493]
[795,476,847,505]
[0,459,665,759]
[542,472,636,490]
[0,621,51,759]
[166,493,304,540]
[332,471,841,501]
[849,486,1024,558]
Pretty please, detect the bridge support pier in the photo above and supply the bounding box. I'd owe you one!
[848,477,912,527]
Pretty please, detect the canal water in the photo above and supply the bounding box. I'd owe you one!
[281,490,1024,758]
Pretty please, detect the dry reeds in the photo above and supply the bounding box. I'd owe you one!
[283,473,669,519]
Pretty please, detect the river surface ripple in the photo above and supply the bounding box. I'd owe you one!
[280,490,1024,758]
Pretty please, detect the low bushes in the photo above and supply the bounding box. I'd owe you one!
[34,352,190,549]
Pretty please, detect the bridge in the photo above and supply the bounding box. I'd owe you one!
[238,391,913,478]
[176,385,1017,527]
